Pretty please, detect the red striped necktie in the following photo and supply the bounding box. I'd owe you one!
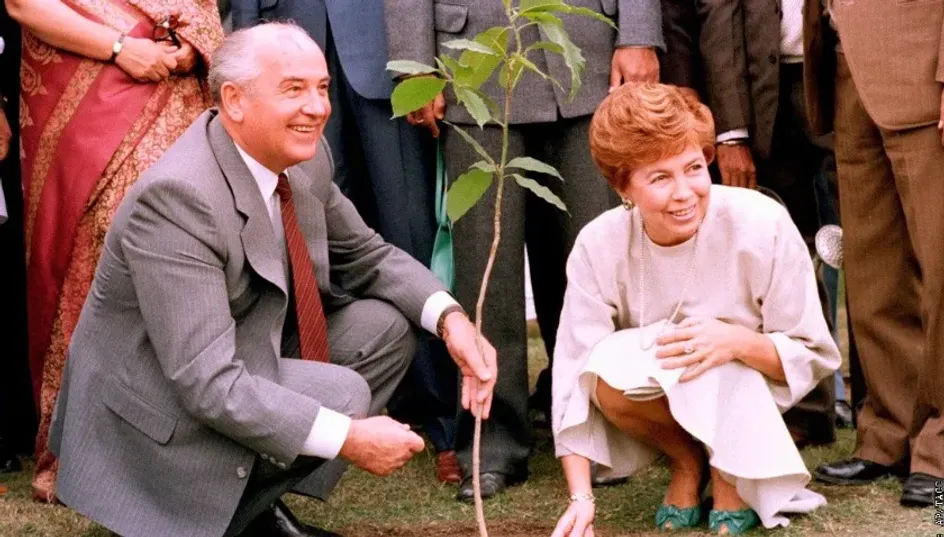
[276,173,330,362]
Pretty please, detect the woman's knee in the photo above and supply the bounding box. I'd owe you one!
[594,380,673,426]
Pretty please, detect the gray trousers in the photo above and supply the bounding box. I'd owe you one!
[225,299,415,535]
[443,116,618,478]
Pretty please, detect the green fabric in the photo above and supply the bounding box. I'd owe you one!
[655,504,703,530]
[708,508,760,535]
[430,140,454,291]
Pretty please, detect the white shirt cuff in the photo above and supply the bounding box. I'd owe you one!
[300,407,352,460]
[421,291,461,335]
[716,128,750,143]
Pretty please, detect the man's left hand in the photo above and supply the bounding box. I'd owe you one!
[610,46,660,91]
[441,311,497,419]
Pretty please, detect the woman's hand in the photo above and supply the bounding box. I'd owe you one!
[115,36,178,82]
[170,41,198,75]
[551,499,596,537]
[655,317,753,381]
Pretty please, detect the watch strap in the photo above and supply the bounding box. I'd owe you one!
[436,304,466,339]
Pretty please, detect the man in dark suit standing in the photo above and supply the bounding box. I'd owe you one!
[49,23,497,537]
[696,0,837,448]
[804,0,944,507]
[232,0,462,484]
[385,0,665,501]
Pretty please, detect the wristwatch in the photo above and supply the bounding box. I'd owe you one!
[109,33,126,63]
[436,304,466,339]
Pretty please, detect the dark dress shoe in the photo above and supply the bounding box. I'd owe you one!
[246,500,342,537]
[436,450,462,483]
[813,458,900,485]
[456,472,522,503]
[900,472,942,507]
[834,401,854,429]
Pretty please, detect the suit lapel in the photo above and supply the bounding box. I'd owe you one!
[206,112,288,296]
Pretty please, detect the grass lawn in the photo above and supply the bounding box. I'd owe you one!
[3,302,938,536]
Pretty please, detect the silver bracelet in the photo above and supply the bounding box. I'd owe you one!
[569,492,595,503]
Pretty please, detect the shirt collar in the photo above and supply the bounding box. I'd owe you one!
[234,143,281,204]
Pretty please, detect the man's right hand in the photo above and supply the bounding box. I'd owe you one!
[715,143,757,189]
[406,89,446,138]
[338,416,425,476]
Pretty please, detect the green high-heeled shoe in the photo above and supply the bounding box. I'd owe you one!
[708,508,760,535]
[655,504,703,531]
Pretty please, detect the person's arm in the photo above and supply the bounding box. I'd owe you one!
[5,0,179,81]
[609,0,665,86]
[550,455,596,537]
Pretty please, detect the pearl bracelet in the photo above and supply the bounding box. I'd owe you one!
[569,492,595,503]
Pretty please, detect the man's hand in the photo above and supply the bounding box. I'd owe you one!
[405,77,446,138]
[0,111,11,162]
[441,311,497,419]
[338,416,425,476]
[170,40,198,75]
[715,143,757,189]
[609,46,660,91]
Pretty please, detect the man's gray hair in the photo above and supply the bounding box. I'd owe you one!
[208,21,313,104]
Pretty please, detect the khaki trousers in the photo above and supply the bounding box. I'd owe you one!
[834,53,944,476]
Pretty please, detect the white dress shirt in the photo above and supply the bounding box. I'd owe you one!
[234,145,458,460]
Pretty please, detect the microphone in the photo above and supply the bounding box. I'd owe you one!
[815,224,843,269]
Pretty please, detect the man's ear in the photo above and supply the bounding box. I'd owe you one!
[220,81,245,123]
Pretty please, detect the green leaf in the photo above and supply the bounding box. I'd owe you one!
[511,53,551,82]
[455,86,491,128]
[471,160,497,173]
[453,27,507,89]
[525,40,565,55]
[437,56,473,80]
[559,5,618,29]
[442,39,497,55]
[506,156,563,181]
[519,0,564,14]
[390,77,447,117]
[498,61,525,89]
[386,60,438,76]
[447,169,494,223]
[445,122,494,165]
[537,21,586,101]
[513,174,568,212]
[520,11,563,27]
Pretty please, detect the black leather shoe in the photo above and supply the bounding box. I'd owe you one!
[813,458,900,485]
[834,401,854,429]
[246,500,342,537]
[456,472,522,502]
[900,472,941,507]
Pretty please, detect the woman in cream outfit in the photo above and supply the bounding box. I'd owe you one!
[551,83,840,536]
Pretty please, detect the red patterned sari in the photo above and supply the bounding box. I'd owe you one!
[21,0,223,502]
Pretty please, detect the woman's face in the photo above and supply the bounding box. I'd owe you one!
[621,147,712,246]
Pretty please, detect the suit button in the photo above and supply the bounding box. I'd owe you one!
[278,462,287,469]
[261,453,269,461]
[236,466,248,479]
[768,54,778,64]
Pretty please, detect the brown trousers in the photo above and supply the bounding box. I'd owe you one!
[834,53,944,476]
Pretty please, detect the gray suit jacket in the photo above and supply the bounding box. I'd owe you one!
[697,0,780,159]
[48,110,444,537]
[384,0,665,124]
[232,0,394,99]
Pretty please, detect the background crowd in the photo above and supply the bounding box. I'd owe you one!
[0,0,940,523]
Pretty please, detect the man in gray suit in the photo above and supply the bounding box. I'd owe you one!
[385,0,664,501]
[696,0,837,447]
[49,23,496,537]
[232,1,461,484]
